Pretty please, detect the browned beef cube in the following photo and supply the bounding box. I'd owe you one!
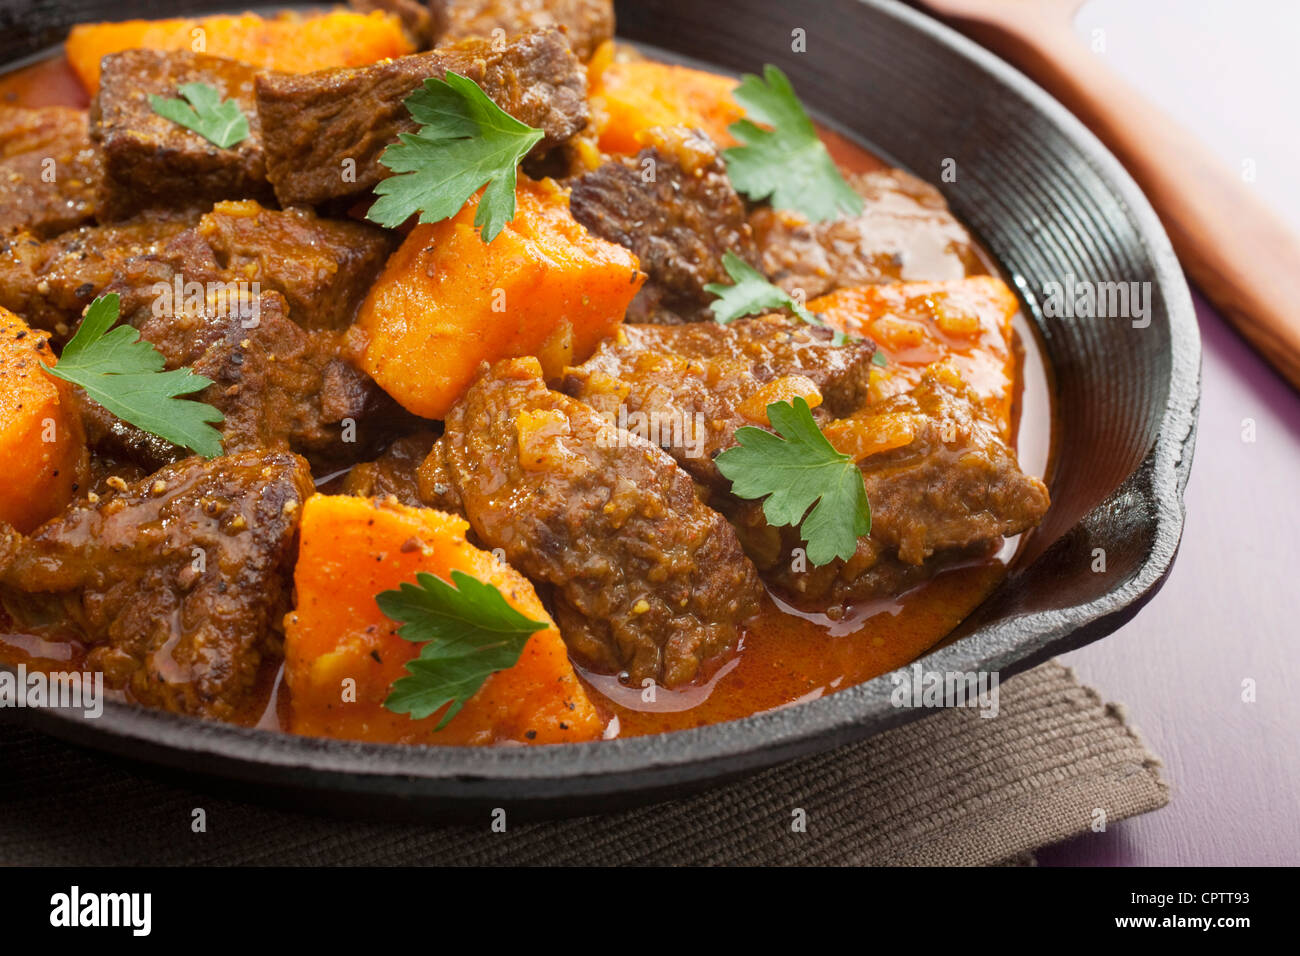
[342,431,439,506]
[435,0,614,60]
[135,289,383,463]
[189,200,394,329]
[0,212,196,336]
[424,357,763,687]
[65,214,410,472]
[568,322,1047,611]
[256,28,588,206]
[733,366,1051,609]
[0,199,389,338]
[751,168,985,299]
[569,127,758,324]
[0,451,313,719]
[563,315,877,489]
[91,49,273,218]
[86,248,409,471]
[0,106,101,238]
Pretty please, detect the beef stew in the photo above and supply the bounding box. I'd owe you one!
[0,1,1052,747]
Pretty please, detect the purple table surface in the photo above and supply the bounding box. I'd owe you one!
[1014,0,1300,866]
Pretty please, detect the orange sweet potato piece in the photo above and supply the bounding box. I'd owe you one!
[66,11,414,95]
[284,494,605,746]
[587,44,744,155]
[736,375,822,425]
[809,276,1021,437]
[0,307,87,533]
[353,177,644,419]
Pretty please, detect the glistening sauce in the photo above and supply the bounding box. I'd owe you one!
[0,53,1055,740]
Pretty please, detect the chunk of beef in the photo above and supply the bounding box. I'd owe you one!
[570,322,1047,611]
[93,266,405,471]
[435,0,614,61]
[633,316,878,416]
[569,126,757,324]
[66,224,411,473]
[850,367,1049,562]
[736,366,1050,609]
[424,357,763,686]
[186,200,394,330]
[91,50,273,218]
[0,200,389,339]
[563,315,877,488]
[415,435,465,516]
[0,451,313,719]
[256,28,588,206]
[751,168,984,299]
[342,431,439,506]
[0,106,101,238]
[0,212,197,336]
[144,294,385,466]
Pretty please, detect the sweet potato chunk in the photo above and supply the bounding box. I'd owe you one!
[809,276,1021,437]
[587,45,743,155]
[0,308,87,533]
[284,494,604,745]
[66,11,414,95]
[352,177,644,419]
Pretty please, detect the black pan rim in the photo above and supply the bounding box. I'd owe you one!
[2,0,1201,807]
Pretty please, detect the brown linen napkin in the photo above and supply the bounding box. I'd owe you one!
[0,661,1167,866]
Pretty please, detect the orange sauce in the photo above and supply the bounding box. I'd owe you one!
[0,55,88,108]
[583,560,1010,737]
[0,52,1055,741]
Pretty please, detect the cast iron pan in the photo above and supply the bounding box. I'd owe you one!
[0,0,1200,820]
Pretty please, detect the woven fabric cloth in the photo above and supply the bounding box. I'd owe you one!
[0,661,1167,866]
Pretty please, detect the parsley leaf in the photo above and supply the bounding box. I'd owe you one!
[379,569,549,728]
[715,396,870,567]
[148,82,249,149]
[724,65,864,223]
[705,252,848,344]
[706,252,817,325]
[367,71,544,241]
[43,294,224,458]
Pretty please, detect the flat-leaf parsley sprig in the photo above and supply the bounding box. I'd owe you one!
[724,65,864,223]
[148,82,250,149]
[706,252,857,347]
[42,294,224,458]
[715,396,870,567]
[367,71,544,241]
[706,252,819,325]
[379,569,549,728]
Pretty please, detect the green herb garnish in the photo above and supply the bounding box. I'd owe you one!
[367,71,544,241]
[148,82,249,149]
[379,569,549,727]
[724,65,863,223]
[706,252,848,344]
[43,294,224,458]
[716,396,870,567]
[707,252,818,325]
